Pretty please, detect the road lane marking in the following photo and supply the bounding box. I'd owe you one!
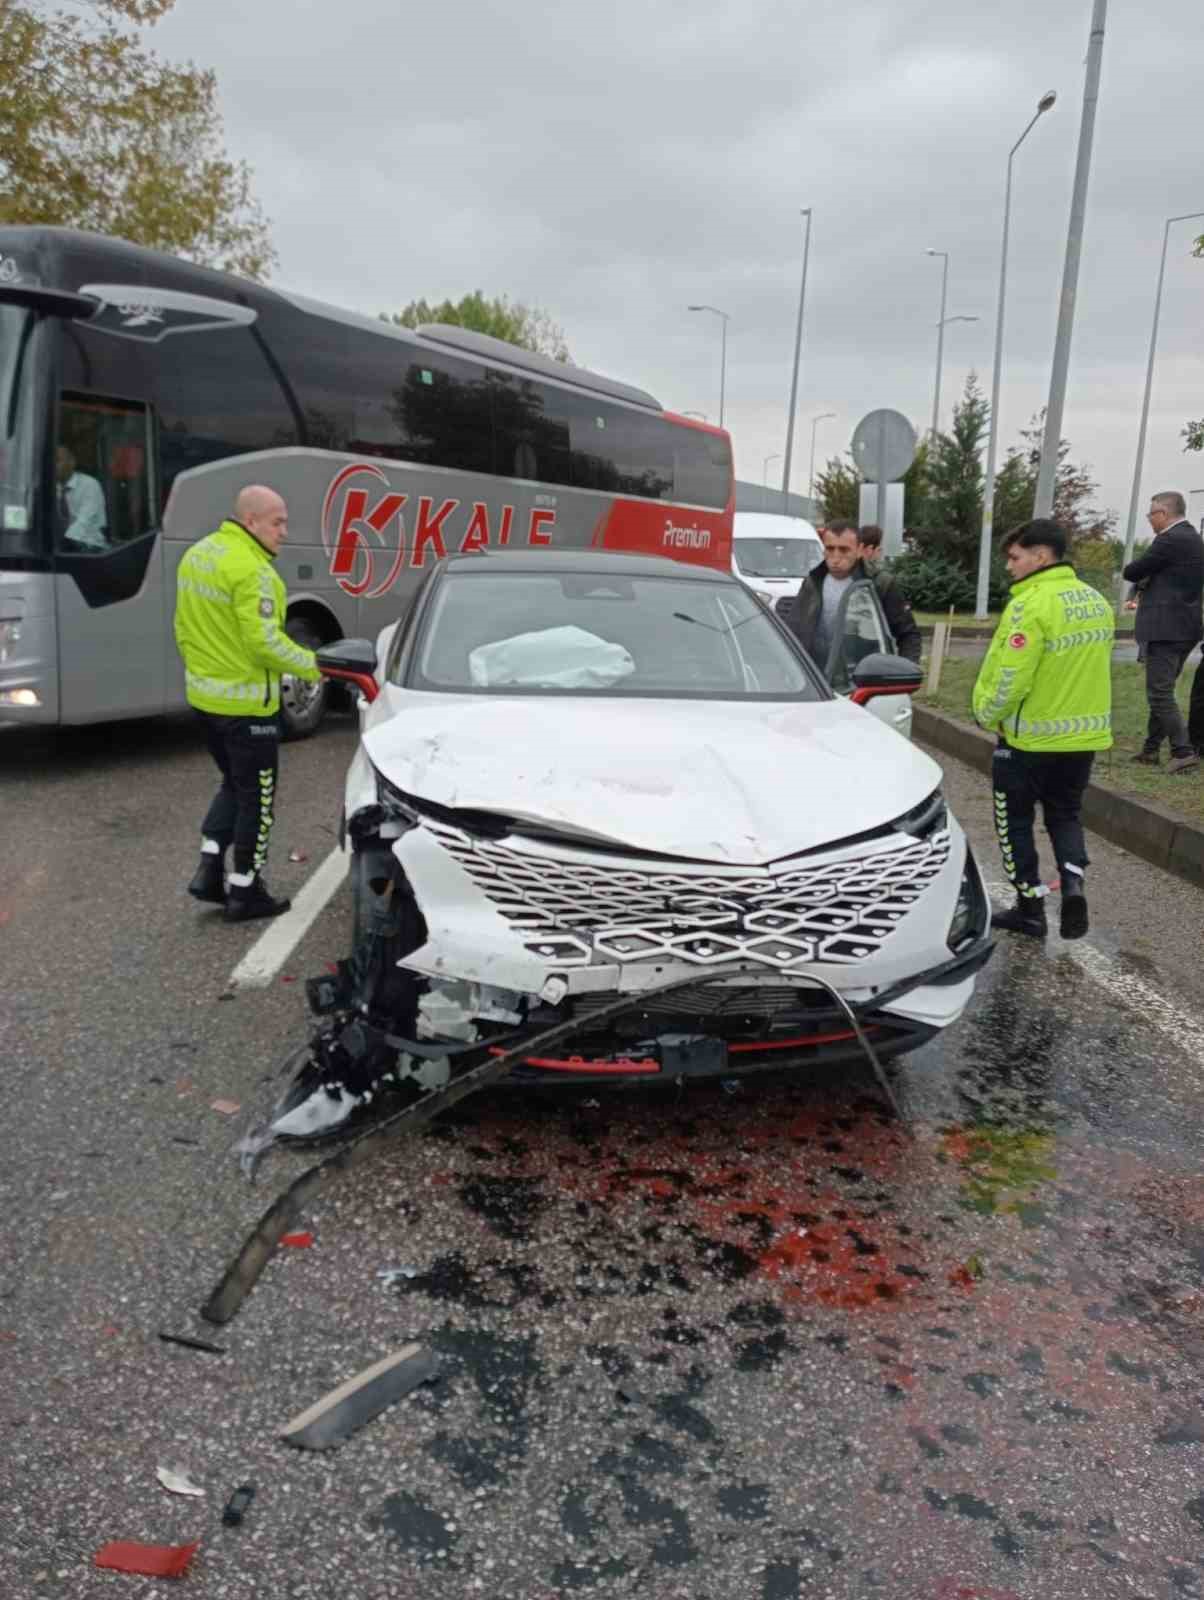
[229,846,348,990]
[984,878,1204,1073]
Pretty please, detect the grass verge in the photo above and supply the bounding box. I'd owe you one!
[921,655,1204,828]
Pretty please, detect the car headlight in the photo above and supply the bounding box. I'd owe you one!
[375,767,420,824]
[947,854,988,952]
[893,787,948,840]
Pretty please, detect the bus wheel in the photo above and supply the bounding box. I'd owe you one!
[281,617,329,739]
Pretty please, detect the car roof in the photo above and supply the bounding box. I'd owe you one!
[440,549,735,582]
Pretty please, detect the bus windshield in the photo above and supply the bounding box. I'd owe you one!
[0,303,38,560]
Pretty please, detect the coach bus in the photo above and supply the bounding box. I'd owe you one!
[0,227,734,735]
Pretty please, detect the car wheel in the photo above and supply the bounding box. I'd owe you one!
[280,617,330,740]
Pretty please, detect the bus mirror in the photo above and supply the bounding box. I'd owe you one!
[316,638,379,703]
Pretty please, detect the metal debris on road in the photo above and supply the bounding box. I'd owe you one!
[279,1342,439,1450]
[155,1467,205,1499]
[93,1540,200,1578]
[158,1331,227,1356]
[221,1485,255,1527]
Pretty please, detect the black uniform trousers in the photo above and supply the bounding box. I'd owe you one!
[991,744,1094,896]
[195,712,280,876]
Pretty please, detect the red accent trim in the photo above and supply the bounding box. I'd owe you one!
[318,666,378,703]
[488,1024,880,1073]
[851,683,919,706]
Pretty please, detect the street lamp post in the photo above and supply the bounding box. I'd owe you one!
[781,208,813,497]
[808,412,835,501]
[975,90,1058,619]
[926,249,949,442]
[1119,210,1204,576]
[687,304,730,426]
[1034,0,1108,516]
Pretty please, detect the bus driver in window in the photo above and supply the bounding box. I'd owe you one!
[55,445,107,550]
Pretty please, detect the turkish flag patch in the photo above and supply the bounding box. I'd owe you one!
[1008,632,1027,649]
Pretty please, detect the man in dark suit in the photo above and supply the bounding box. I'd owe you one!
[1123,490,1204,775]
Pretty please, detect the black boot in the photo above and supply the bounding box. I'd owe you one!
[224,874,291,923]
[1059,876,1088,940]
[188,853,226,906]
[991,895,1047,938]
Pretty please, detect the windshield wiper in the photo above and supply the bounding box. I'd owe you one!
[672,611,761,635]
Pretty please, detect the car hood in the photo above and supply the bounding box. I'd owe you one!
[362,689,940,866]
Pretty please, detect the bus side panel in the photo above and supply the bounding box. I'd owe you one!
[162,448,736,651]
[55,536,167,722]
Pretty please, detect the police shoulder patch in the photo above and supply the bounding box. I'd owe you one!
[1008,632,1027,649]
[258,598,274,618]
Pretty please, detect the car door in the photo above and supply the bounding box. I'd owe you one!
[825,580,913,739]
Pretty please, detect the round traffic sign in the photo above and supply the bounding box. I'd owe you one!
[850,409,918,483]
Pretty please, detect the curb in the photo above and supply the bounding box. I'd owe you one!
[912,704,1204,891]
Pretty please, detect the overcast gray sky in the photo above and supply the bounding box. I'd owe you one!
[154,0,1204,531]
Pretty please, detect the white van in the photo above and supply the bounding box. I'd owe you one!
[730,511,823,605]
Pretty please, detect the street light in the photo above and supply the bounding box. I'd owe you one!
[925,249,949,442]
[808,412,836,500]
[1119,209,1204,577]
[975,89,1058,618]
[687,304,730,426]
[763,452,782,487]
[1034,0,1108,515]
[781,207,813,496]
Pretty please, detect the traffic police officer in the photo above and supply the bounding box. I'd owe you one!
[174,485,322,922]
[972,518,1113,941]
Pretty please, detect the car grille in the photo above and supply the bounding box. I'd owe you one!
[423,821,951,970]
[570,983,830,1021]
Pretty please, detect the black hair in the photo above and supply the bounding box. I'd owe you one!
[826,518,859,538]
[1003,518,1067,561]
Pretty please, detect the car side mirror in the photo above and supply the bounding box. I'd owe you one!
[316,638,379,703]
[850,651,922,706]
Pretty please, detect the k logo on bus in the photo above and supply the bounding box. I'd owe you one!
[321,462,555,599]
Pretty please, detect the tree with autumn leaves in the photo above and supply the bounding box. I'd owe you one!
[0,0,274,278]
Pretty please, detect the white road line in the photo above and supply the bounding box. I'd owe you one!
[229,846,349,991]
[984,878,1204,1073]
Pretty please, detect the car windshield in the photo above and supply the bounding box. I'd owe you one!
[733,537,819,578]
[408,569,820,699]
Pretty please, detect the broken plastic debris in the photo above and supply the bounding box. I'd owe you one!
[235,1123,277,1180]
[271,1084,358,1139]
[156,1467,204,1499]
[376,1265,419,1285]
[288,849,309,863]
[280,1342,439,1450]
[221,1485,255,1527]
[93,1541,199,1579]
[540,975,569,1005]
[280,1231,314,1248]
[210,1099,241,1116]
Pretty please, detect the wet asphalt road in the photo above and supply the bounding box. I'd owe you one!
[3,710,1204,1600]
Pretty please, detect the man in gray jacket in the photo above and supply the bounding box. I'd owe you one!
[1123,490,1204,775]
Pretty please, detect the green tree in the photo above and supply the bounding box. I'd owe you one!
[0,0,274,278]
[989,412,1116,543]
[908,373,989,566]
[383,291,571,362]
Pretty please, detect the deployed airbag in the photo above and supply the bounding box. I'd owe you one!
[469,625,635,689]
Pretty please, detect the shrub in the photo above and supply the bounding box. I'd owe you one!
[889,552,976,613]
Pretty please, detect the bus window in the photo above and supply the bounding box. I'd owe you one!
[673,424,731,510]
[491,372,570,486]
[57,393,153,551]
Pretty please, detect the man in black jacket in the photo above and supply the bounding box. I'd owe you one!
[1123,490,1204,775]
[782,519,921,668]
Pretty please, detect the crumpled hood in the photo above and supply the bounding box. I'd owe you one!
[362,690,941,865]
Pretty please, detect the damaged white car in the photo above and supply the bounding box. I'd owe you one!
[272,550,992,1139]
